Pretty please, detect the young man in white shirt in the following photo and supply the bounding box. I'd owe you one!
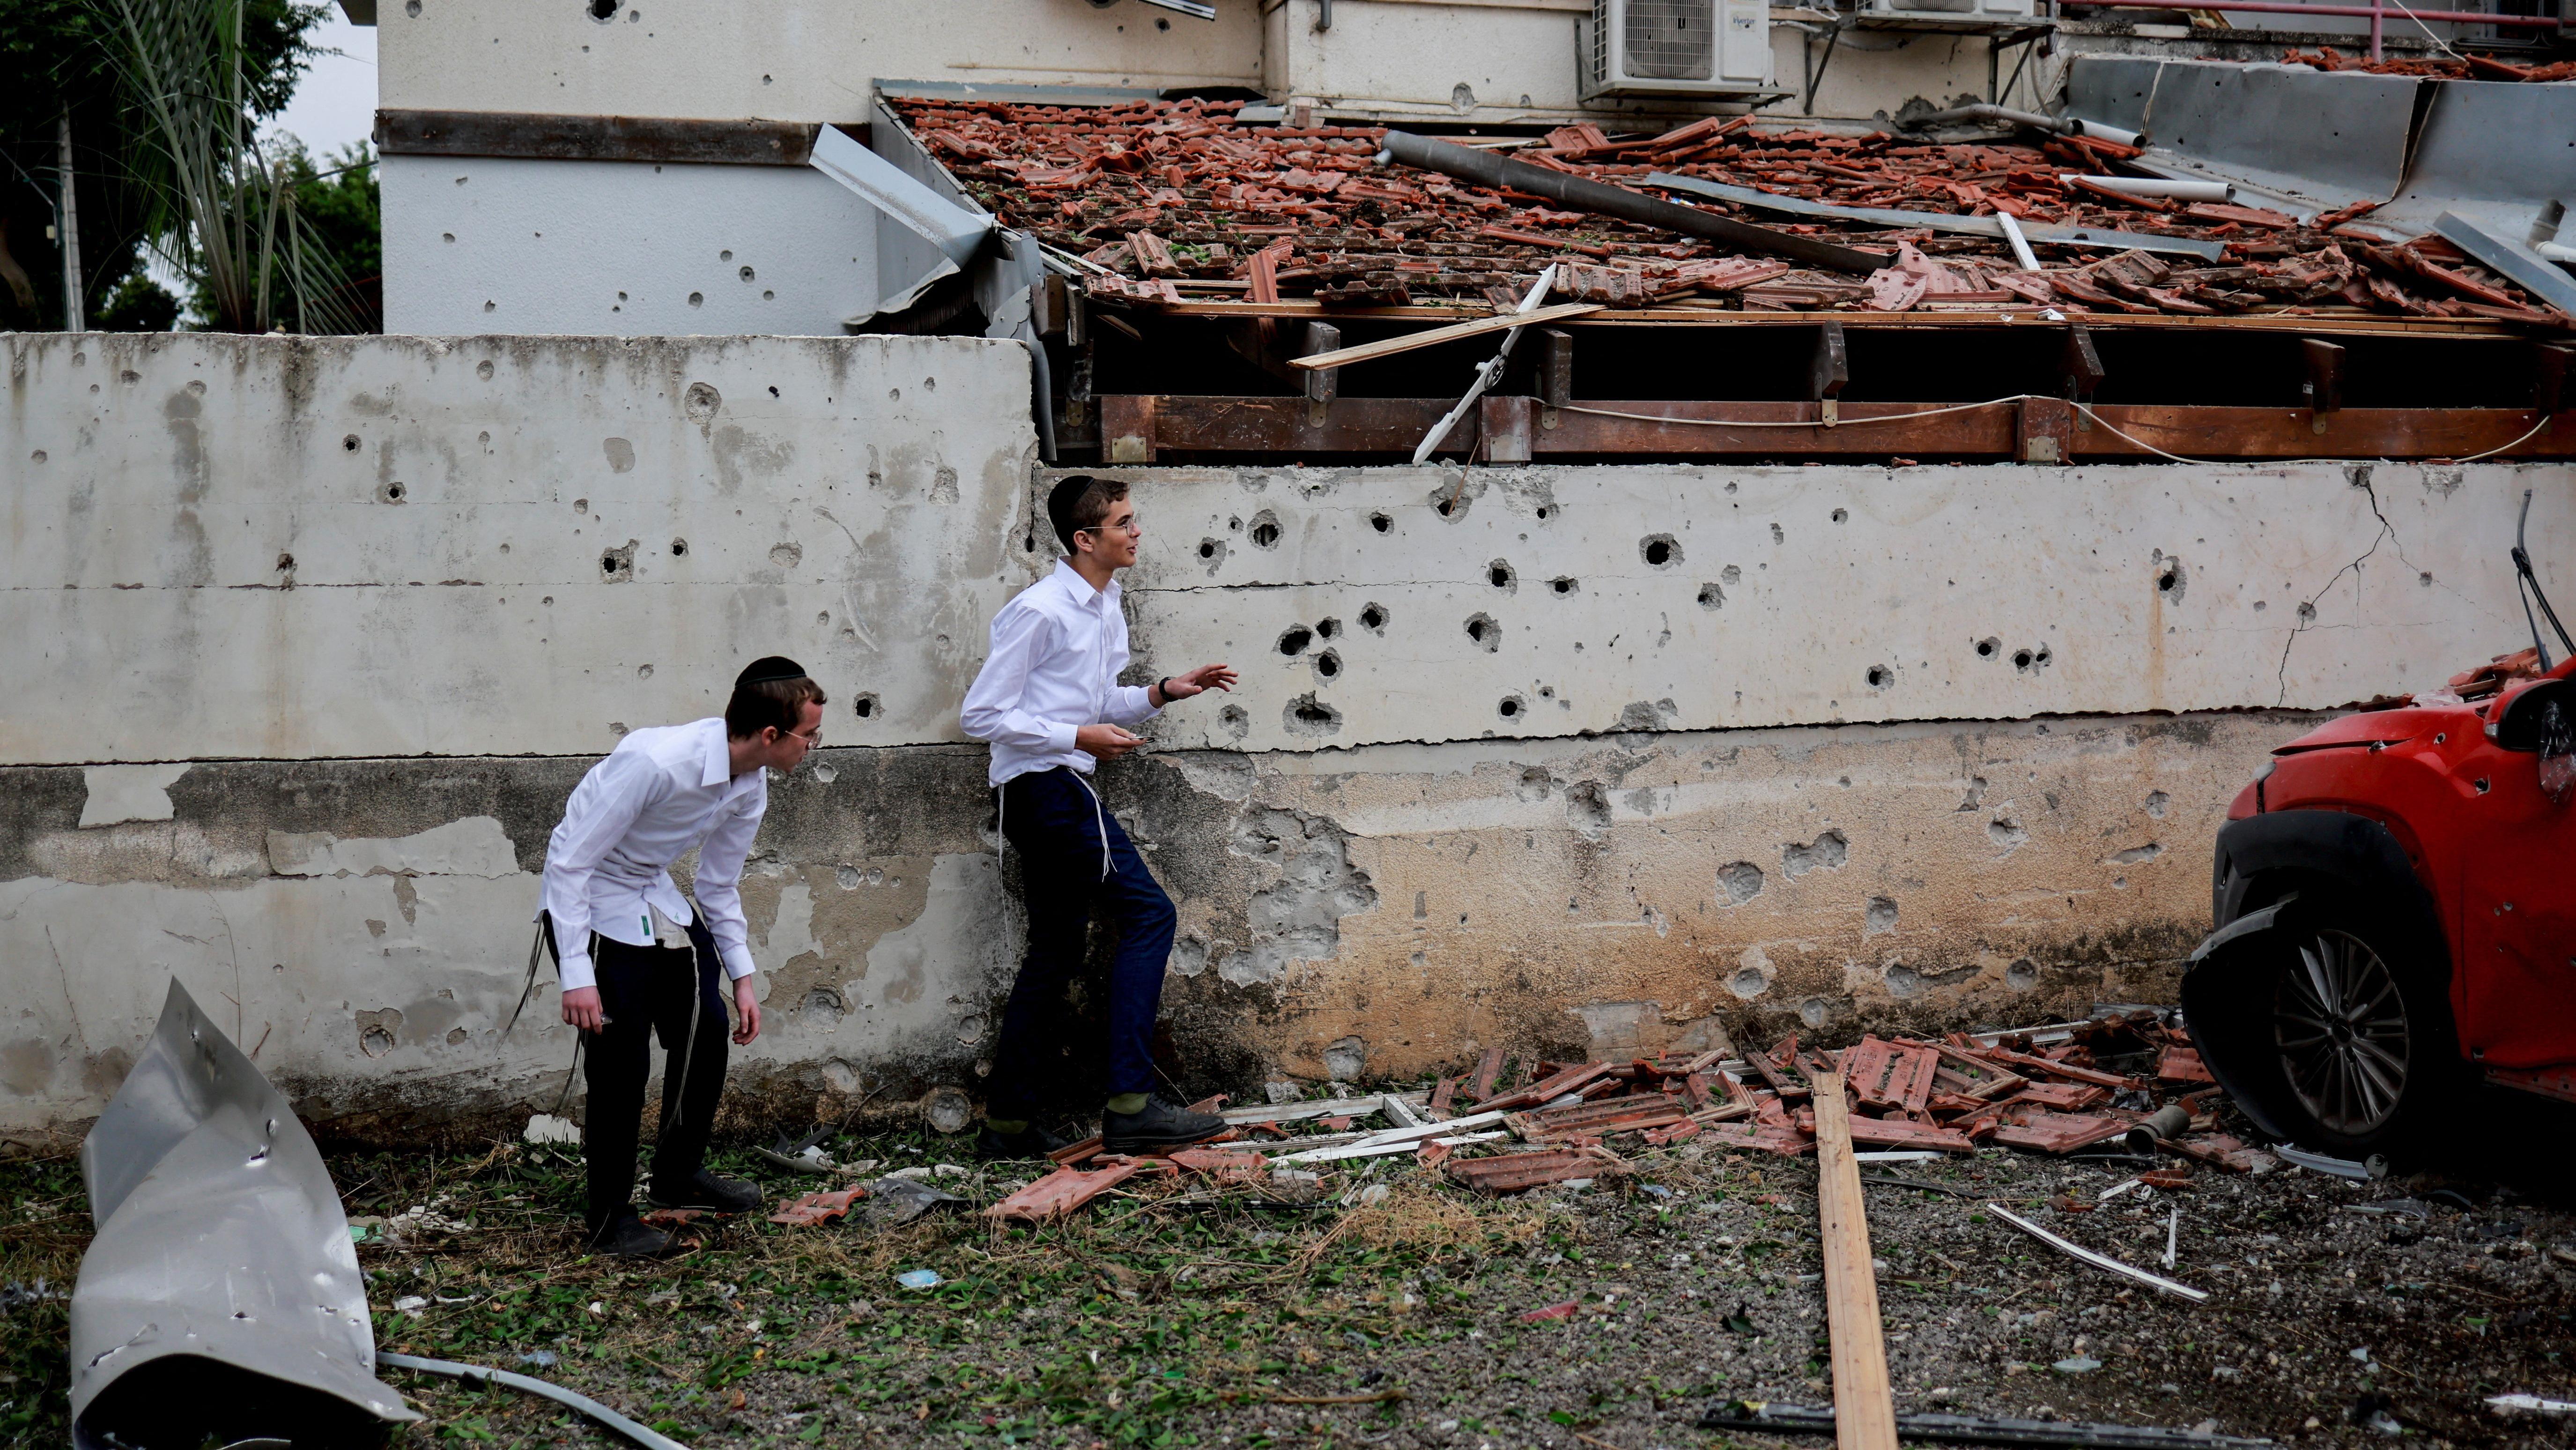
[538,657,823,1257]
[961,476,1240,1158]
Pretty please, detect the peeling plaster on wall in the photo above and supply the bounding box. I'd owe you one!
[77,765,189,827]
[1140,709,2324,1085]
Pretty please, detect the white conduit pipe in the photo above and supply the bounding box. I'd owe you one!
[2063,175,2237,203]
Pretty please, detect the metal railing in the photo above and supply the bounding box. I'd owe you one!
[2067,0,2563,59]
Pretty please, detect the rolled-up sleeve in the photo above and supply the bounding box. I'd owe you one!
[961,604,1079,754]
[691,781,765,981]
[538,750,659,993]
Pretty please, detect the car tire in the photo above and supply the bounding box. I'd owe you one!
[2254,891,2460,1157]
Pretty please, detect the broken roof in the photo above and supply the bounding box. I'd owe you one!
[892,93,2569,325]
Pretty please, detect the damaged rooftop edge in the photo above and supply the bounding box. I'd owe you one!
[871,66,2576,465]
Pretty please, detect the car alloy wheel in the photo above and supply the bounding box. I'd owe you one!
[2273,927,2411,1138]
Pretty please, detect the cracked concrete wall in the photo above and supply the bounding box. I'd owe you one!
[7,331,2569,1140]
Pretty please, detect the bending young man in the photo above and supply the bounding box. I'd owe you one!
[538,658,824,1257]
[961,476,1240,1158]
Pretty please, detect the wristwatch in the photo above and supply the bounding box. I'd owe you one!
[1155,676,1175,705]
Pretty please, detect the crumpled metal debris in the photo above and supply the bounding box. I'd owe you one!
[68,980,419,1449]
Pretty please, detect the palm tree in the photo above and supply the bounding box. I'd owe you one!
[95,0,368,334]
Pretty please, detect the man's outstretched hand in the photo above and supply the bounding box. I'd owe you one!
[1159,662,1238,703]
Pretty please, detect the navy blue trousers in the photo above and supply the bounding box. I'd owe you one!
[579,913,728,1234]
[989,765,1177,1118]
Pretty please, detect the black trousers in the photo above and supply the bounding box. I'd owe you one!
[579,915,729,1235]
[986,766,1177,1120]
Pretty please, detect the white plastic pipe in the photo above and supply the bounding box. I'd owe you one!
[2537,239,2576,267]
[2066,118,2145,148]
[2062,174,2236,203]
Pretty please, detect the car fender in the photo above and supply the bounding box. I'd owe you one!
[2179,899,2311,1145]
[2209,809,2443,970]
[2187,894,2297,966]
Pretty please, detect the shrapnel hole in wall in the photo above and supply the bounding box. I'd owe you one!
[1359,603,1386,632]
[1370,512,1392,533]
[1641,534,1678,568]
[1277,625,1313,656]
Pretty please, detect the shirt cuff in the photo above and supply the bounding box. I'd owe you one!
[720,946,758,982]
[1047,721,1080,755]
[556,949,596,994]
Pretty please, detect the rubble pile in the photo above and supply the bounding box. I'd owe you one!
[895,96,2564,321]
[2279,45,2576,82]
[950,1012,2281,1226]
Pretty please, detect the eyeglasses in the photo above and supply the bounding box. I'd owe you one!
[785,725,822,747]
[1079,519,1143,538]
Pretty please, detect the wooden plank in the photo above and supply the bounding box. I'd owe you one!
[1809,1072,1902,1450]
[375,108,826,166]
[1105,395,1480,457]
[1287,303,1606,371]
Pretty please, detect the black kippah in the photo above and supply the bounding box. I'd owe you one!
[736,655,808,688]
[1047,475,1101,551]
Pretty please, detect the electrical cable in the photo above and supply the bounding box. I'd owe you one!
[379,1353,692,1450]
[1550,394,2560,467]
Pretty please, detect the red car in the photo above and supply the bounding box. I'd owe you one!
[2184,493,2576,1156]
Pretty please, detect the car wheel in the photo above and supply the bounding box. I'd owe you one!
[2262,903,2454,1156]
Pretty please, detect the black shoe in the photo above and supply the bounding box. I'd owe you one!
[589,1213,681,1260]
[646,1168,762,1214]
[1101,1098,1229,1154]
[977,1122,1074,1161]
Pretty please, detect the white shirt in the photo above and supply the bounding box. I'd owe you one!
[960,560,1161,787]
[536,717,765,992]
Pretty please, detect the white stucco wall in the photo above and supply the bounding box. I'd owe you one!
[379,156,881,337]
[371,0,1265,119]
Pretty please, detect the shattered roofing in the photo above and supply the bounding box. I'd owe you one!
[894,94,2568,323]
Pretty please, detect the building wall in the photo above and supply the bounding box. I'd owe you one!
[379,156,882,337]
[371,0,1266,119]
[7,331,2565,1143]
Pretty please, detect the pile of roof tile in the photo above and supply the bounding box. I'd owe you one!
[1696,1013,2271,1171]
[895,96,2561,321]
[2280,45,2576,82]
[1397,1013,2263,1178]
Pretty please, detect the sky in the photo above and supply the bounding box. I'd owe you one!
[267,10,379,162]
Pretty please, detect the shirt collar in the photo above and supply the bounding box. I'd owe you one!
[695,717,731,788]
[1051,558,1118,608]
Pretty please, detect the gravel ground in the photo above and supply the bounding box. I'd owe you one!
[5,1086,2574,1450]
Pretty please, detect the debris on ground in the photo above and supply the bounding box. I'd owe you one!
[966,1013,2287,1226]
[891,95,2568,323]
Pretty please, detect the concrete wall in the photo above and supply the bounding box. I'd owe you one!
[7,330,2568,1143]
[379,156,882,337]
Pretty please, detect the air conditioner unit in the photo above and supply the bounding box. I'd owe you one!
[1857,0,2039,23]
[1580,0,1772,100]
